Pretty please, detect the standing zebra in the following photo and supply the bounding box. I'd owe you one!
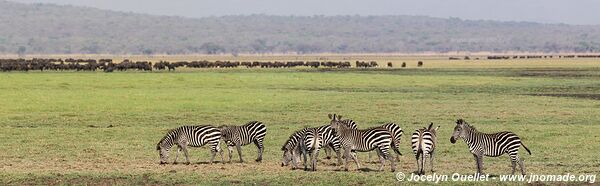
[330,114,396,172]
[219,121,267,163]
[302,127,323,171]
[367,122,403,162]
[324,114,357,161]
[156,125,224,165]
[326,114,403,163]
[450,119,532,175]
[411,123,439,175]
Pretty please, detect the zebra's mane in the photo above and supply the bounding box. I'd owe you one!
[281,129,306,151]
[462,122,477,131]
[157,128,178,150]
[219,121,260,129]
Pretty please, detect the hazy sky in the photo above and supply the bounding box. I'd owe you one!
[10,0,600,25]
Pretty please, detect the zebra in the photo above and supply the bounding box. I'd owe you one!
[367,122,403,162]
[327,114,403,163]
[302,127,323,171]
[219,121,267,163]
[450,119,532,175]
[281,129,307,170]
[329,114,396,172]
[156,125,224,165]
[281,125,338,169]
[411,122,440,175]
[324,114,357,161]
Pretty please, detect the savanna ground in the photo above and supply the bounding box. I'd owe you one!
[1,56,599,185]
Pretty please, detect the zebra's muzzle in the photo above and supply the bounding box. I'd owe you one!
[450,137,456,144]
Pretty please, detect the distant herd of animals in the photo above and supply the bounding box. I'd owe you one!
[0,58,421,72]
[3,54,597,72]
[156,114,532,175]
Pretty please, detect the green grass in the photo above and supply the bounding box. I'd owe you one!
[1,67,599,185]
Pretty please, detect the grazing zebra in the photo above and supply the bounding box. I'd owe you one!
[330,114,396,172]
[450,119,532,175]
[281,125,340,169]
[302,127,323,171]
[281,129,306,169]
[156,125,223,165]
[411,123,439,175]
[219,121,267,163]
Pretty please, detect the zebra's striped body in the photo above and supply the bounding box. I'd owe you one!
[156,125,223,164]
[324,114,357,162]
[219,121,267,163]
[450,119,532,175]
[281,125,337,169]
[302,127,323,171]
[411,123,439,175]
[367,123,403,162]
[329,114,396,172]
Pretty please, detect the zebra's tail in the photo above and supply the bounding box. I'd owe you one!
[392,141,402,156]
[521,142,532,155]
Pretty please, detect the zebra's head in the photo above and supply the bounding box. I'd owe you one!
[450,119,467,144]
[281,147,293,167]
[157,141,170,164]
[328,113,346,131]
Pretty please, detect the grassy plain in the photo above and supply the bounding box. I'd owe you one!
[0,57,599,185]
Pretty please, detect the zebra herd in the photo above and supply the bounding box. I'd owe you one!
[156,115,531,175]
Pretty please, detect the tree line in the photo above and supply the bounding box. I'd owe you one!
[1,1,600,55]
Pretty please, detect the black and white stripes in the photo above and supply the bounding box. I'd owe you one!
[329,114,396,172]
[411,123,439,175]
[156,117,533,176]
[219,121,267,163]
[450,119,532,175]
[156,125,223,164]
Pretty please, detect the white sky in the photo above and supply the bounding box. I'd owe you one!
[9,0,600,25]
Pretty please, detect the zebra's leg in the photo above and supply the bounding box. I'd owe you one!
[420,152,426,175]
[349,149,361,170]
[377,149,385,171]
[473,154,483,175]
[181,146,190,165]
[302,147,308,171]
[227,146,234,163]
[415,152,422,175]
[343,148,351,171]
[235,144,244,163]
[291,150,299,170]
[511,156,517,175]
[209,149,216,164]
[312,149,319,171]
[386,148,396,172]
[173,146,180,164]
[393,141,402,162]
[430,151,435,173]
[324,145,332,160]
[335,147,343,165]
[217,143,225,164]
[253,140,263,162]
[517,156,526,175]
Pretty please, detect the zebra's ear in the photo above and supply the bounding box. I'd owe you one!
[337,115,342,120]
[427,122,434,130]
[328,114,333,120]
[434,126,440,131]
